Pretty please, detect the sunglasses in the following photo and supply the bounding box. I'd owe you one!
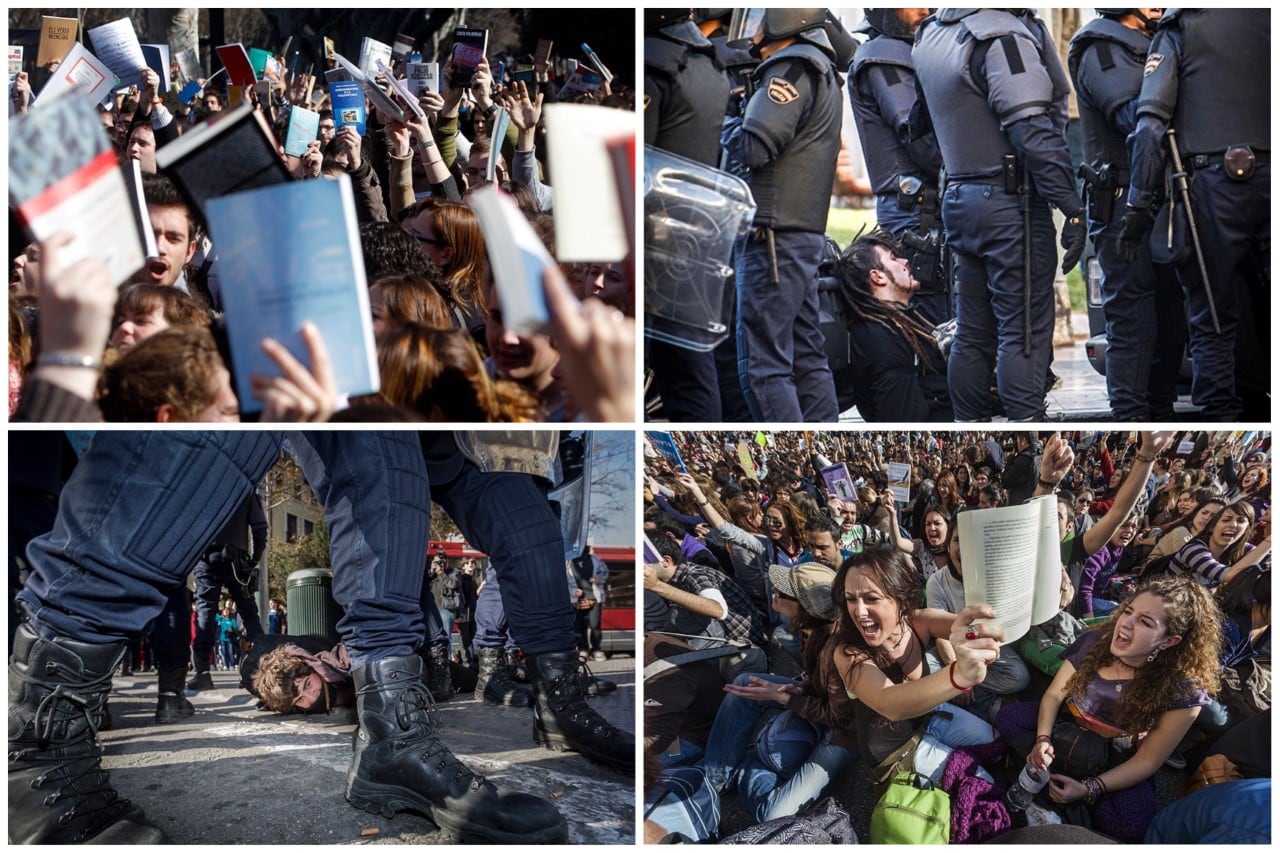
[408,231,448,248]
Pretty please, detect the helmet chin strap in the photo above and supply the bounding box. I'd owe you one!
[1132,9,1156,34]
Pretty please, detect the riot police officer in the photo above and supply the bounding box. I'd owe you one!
[645,9,732,421]
[1122,9,1270,421]
[1070,9,1186,420]
[914,9,1087,421]
[724,8,843,422]
[847,9,951,324]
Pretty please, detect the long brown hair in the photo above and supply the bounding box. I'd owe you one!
[370,274,452,330]
[1193,500,1256,564]
[376,325,539,422]
[1065,576,1222,733]
[400,198,487,315]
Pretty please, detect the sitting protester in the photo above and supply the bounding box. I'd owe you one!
[1170,500,1271,588]
[995,576,1222,842]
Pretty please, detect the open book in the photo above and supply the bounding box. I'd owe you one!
[958,495,1062,644]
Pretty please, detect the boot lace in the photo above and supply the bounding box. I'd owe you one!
[547,659,615,737]
[14,684,139,842]
[363,678,485,791]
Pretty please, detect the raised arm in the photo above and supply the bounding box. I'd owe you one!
[1082,432,1172,555]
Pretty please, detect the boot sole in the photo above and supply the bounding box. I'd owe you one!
[532,723,632,775]
[154,709,195,724]
[346,778,568,844]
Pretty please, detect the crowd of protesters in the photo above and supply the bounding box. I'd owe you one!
[10,10,634,424]
[643,429,1270,843]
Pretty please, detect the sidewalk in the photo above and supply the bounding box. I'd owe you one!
[100,656,636,844]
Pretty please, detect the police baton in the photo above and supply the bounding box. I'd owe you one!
[1166,128,1221,334]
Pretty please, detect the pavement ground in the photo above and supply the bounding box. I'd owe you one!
[99,655,637,844]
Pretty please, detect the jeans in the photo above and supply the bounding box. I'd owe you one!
[191,554,263,666]
[925,647,1030,723]
[697,671,795,792]
[913,702,997,786]
[738,737,856,822]
[19,432,429,670]
[218,638,239,669]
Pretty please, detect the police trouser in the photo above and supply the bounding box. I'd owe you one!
[649,339,722,421]
[1091,207,1186,420]
[191,553,264,667]
[943,182,1056,421]
[1182,160,1271,420]
[430,465,575,656]
[18,433,430,671]
[736,229,839,422]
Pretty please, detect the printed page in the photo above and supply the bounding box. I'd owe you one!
[959,496,1059,643]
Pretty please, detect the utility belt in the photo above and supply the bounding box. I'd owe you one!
[950,155,1025,194]
[1078,162,1131,224]
[1188,145,1268,181]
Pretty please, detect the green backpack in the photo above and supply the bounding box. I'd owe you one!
[869,771,951,844]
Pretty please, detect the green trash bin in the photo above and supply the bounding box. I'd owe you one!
[286,568,343,644]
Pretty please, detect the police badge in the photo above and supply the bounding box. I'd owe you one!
[767,76,800,104]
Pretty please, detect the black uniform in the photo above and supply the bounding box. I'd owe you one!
[1126,9,1270,420]
[191,493,269,669]
[726,31,842,422]
[1069,14,1186,420]
[848,307,952,422]
[645,19,733,422]
[913,9,1084,421]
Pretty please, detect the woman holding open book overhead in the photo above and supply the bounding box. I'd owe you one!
[832,549,1004,794]
[994,576,1222,842]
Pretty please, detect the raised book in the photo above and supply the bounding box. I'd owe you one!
[959,495,1063,644]
[154,102,291,215]
[36,15,77,67]
[204,174,379,413]
[449,27,488,87]
[468,184,554,336]
[9,92,145,287]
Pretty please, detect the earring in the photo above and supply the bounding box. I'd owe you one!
[1147,647,1161,663]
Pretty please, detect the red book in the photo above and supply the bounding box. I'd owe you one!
[215,43,257,87]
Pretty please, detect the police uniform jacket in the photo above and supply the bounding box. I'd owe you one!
[1068,16,1152,174]
[644,22,730,167]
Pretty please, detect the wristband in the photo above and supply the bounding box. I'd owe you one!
[948,661,972,692]
[1037,478,1059,490]
[38,353,102,370]
[149,97,164,105]
[1035,734,1052,744]
[1136,453,1156,463]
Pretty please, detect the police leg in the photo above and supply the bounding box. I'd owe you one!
[187,557,221,686]
[944,185,999,420]
[471,566,533,706]
[1183,168,1247,419]
[1148,261,1188,419]
[781,231,840,421]
[649,340,723,421]
[1095,214,1160,420]
[986,197,1056,421]
[735,232,805,422]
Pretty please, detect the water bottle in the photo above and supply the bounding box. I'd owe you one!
[1005,763,1049,812]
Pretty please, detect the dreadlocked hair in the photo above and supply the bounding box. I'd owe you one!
[1065,575,1223,734]
[832,228,939,365]
[252,646,317,714]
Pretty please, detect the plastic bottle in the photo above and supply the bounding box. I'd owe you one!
[1005,763,1049,812]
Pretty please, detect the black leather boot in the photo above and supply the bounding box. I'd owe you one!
[185,664,214,692]
[9,622,168,844]
[154,668,195,723]
[423,643,453,703]
[345,655,567,843]
[474,646,532,707]
[530,651,633,774]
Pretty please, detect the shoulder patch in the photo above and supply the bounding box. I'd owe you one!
[1143,53,1164,77]
[767,76,800,105]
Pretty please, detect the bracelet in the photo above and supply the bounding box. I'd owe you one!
[1136,453,1156,463]
[1082,775,1103,805]
[948,661,972,692]
[1037,478,1060,490]
[149,97,164,105]
[1035,734,1052,744]
[38,353,102,370]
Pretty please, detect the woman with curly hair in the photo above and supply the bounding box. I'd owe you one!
[1170,500,1271,588]
[98,326,238,422]
[995,576,1223,842]
[375,325,540,422]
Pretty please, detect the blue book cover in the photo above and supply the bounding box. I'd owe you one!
[645,432,686,472]
[204,175,378,414]
[283,105,319,157]
[328,80,366,135]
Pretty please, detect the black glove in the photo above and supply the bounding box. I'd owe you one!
[1059,210,1087,274]
[1118,205,1156,262]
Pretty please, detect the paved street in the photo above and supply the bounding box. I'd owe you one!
[99,656,636,844]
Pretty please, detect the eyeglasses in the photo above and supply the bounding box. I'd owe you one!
[762,516,785,528]
[408,231,448,248]
[319,123,335,131]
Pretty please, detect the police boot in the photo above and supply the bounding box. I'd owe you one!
[345,655,567,843]
[529,651,633,774]
[154,668,195,724]
[423,643,453,703]
[474,646,533,707]
[9,622,168,844]
[185,663,214,692]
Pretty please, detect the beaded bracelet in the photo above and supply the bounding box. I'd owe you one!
[948,661,972,692]
[1082,776,1104,805]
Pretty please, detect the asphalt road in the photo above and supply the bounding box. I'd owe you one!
[99,656,636,845]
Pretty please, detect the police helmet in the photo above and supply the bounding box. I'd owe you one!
[693,8,731,23]
[1095,8,1159,31]
[644,9,694,33]
[863,9,919,39]
[728,8,828,48]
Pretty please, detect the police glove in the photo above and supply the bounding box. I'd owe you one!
[1118,205,1156,263]
[1059,210,1087,274]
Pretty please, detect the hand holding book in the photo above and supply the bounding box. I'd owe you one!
[250,322,338,422]
[948,604,1004,689]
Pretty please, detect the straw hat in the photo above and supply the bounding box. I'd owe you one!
[767,562,839,622]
